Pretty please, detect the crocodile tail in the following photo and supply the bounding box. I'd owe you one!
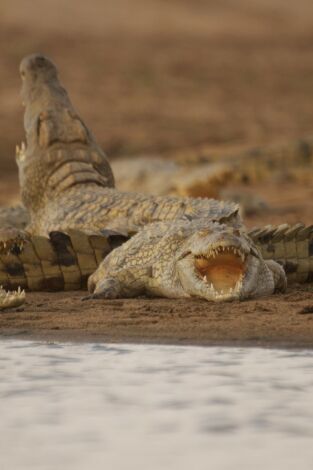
[0,228,128,291]
[249,223,313,284]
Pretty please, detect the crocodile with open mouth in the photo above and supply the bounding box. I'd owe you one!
[0,54,312,309]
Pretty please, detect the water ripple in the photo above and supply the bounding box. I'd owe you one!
[0,340,313,470]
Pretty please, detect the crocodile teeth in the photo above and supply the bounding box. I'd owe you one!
[0,285,25,310]
[194,245,246,298]
[195,245,245,261]
[16,141,26,162]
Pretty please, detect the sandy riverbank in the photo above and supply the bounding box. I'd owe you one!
[1,285,313,348]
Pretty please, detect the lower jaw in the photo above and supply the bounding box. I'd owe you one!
[203,291,241,302]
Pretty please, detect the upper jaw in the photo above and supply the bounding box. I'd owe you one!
[194,242,247,263]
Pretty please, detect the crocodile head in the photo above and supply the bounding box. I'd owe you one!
[0,228,27,310]
[175,221,286,301]
[17,54,114,214]
[20,53,59,106]
[88,219,287,302]
[0,287,26,311]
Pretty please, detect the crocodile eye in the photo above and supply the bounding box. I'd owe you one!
[20,70,26,79]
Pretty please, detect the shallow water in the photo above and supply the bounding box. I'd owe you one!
[0,341,313,470]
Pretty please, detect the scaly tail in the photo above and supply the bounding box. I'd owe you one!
[0,227,128,294]
[249,223,313,284]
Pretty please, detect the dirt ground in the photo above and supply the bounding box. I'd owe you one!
[1,286,313,348]
[0,0,313,346]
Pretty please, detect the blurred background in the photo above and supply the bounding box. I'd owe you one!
[0,0,312,222]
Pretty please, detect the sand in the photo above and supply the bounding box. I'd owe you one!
[0,286,313,348]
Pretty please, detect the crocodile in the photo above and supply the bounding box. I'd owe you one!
[0,219,312,306]
[0,286,25,310]
[111,156,268,215]
[169,136,313,185]
[0,53,312,309]
[110,134,313,199]
[111,156,233,198]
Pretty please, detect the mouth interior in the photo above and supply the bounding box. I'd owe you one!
[194,246,245,295]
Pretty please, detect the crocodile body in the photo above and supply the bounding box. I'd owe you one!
[171,136,313,184]
[112,137,313,197]
[0,54,312,309]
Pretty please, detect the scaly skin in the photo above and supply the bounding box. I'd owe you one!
[171,136,313,184]
[1,222,312,307]
[16,54,240,237]
[111,156,232,198]
[0,53,238,309]
[18,53,114,219]
[0,53,312,309]
[87,220,287,302]
[0,205,29,230]
[110,136,313,201]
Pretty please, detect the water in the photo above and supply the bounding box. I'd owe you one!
[0,340,313,470]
